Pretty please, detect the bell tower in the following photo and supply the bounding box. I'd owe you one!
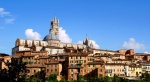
[83,35,94,48]
[49,17,59,37]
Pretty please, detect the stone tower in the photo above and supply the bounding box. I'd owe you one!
[49,17,59,37]
[83,35,93,48]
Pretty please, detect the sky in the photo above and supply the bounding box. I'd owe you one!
[0,0,150,55]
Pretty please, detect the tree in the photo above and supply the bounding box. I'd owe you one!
[48,74,58,82]
[97,75,104,82]
[59,77,67,82]
[88,77,99,82]
[33,70,46,82]
[142,72,150,82]
[78,75,87,82]
[103,76,111,82]
[112,74,121,82]
[24,77,42,82]
[0,56,27,82]
[120,78,130,82]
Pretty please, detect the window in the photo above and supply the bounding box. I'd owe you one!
[28,70,30,73]
[25,62,28,64]
[84,64,86,67]
[88,65,90,67]
[100,69,102,72]
[84,60,86,63]
[55,69,57,72]
[76,56,78,59]
[28,62,31,64]
[47,69,49,72]
[84,70,86,72]
[71,57,73,59]
[34,70,36,73]
[80,56,82,59]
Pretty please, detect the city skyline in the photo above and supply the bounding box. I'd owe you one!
[0,0,150,55]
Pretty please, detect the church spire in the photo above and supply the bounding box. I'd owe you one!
[49,17,59,37]
[53,16,57,23]
[83,34,91,47]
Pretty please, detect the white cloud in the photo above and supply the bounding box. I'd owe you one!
[59,27,72,43]
[25,29,41,40]
[90,40,100,49]
[123,38,145,50]
[58,27,99,48]
[0,8,10,17]
[77,41,83,44]
[5,18,15,24]
[144,52,149,54]
[77,40,100,49]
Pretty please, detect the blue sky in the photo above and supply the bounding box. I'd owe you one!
[0,0,150,55]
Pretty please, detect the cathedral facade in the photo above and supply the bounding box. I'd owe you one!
[12,17,94,56]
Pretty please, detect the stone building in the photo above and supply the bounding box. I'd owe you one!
[12,17,94,56]
[9,17,150,81]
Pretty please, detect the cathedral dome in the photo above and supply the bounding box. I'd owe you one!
[43,33,59,41]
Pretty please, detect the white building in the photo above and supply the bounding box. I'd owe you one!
[12,17,94,55]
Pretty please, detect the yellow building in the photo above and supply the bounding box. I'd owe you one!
[128,64,142,77]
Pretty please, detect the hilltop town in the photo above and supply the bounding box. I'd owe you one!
[0,17,150,81]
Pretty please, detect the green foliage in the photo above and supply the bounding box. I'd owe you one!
[24,77,42,82]
[121,78,130,82]
[78,75,87,82]
[33,70,46,82]
[142,72,150,82]
[112,74,121,82]
[48,74,58,82]
[59,77,67,82]
[0,56,27,82]
[97,76,104,82]
[103,76,111,82]
[88,77,98,82]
